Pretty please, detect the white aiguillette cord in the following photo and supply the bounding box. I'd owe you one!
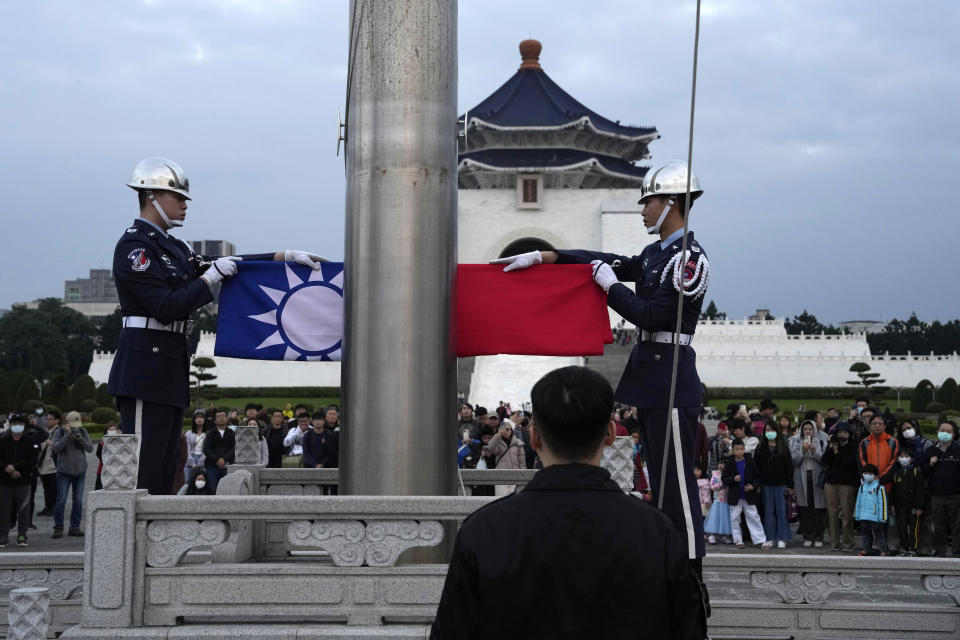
[657,0,702,562]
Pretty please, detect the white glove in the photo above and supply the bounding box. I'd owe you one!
[284,249,326,270]
[591,260,618,293]
[201,257,240,287]
[490,250,542,272]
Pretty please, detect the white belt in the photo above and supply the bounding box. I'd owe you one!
[638,329,693,346]
[123,316,194,335]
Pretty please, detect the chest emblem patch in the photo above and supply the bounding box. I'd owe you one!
[128,248,151,272]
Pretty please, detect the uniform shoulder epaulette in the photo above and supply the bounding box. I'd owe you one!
[125,227,139,234]
[659,246,710,299]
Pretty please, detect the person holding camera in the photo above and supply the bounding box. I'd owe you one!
[50,411,93,538]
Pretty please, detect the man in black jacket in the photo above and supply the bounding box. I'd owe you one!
[0,415,39,547]
[431,366,706,639]
[202,410,235,493]
[821,423,859,551]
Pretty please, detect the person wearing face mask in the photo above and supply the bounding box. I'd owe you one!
[890,450,926,556]
[921,420,960,557]
[0,415,38,547]
[897,420,933,464]
[821,423,860,551]
[753,424,794,549]
[109,157,325,496]
[184,468,214,496]
[855,464,888,556]
[201,409,235,493]
[490,161,710,571]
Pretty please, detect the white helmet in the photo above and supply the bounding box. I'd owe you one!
[638,160,702,205]
[127,157,191,200]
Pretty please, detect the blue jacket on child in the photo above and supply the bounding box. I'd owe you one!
[854,478,888,523]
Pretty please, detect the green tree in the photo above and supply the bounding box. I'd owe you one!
[939,377,959,411]
[0,306,68,379]
[43,373,71,411]
[190,357,217,391]
[13,375,40,412]
[785,310,841,335]
[98,307,123,353]
[699,300,726,321]
[0,370,9,413]
[36,298,97,379]
[69,374,97,411]
[846,362,887,400]
[911,379,934,412]
[96,383,114,408]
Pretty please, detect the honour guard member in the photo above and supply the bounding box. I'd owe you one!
[109,157,325,494]
[493,160,710,567]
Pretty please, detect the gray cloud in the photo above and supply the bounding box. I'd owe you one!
[1,0,958,325]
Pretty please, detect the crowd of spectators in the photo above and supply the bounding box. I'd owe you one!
[0,406,94,546]
[178,403,342,495]
[701,399,960,556]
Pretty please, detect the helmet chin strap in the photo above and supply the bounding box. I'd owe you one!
[148,191,183,228]
[646,198,674,235]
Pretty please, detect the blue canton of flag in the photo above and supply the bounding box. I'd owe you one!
[215,261,344,361]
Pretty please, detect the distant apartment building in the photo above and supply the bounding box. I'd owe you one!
[59,239,235,319]
[65,269,119,303]
[189,240,236,257]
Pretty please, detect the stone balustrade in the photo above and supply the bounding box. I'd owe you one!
[51,434,960,638]
[0,552,83,638]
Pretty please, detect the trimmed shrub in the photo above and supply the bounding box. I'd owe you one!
[90,406,119,425]
[926,402,946,414]
[78,398,98,413]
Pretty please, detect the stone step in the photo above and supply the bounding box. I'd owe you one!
[60,623,430,639]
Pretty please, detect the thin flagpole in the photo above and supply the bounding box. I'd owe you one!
[657,0,703,559]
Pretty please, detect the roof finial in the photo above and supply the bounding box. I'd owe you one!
[519,38,542,70]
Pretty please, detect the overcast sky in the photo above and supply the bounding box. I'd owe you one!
[1,0,958,324]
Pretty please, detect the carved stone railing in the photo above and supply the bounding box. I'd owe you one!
[706,554,960,639]
[0,552,83,638]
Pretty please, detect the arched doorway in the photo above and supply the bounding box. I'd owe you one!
[498,237,556,259]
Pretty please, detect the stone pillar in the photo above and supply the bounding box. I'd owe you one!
[7,587,50,640]
[100,433,138,490]
[233,425,261,466]
[601,436,636,493]
[83,433,146,627]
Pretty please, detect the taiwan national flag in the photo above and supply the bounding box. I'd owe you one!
[215,262,344,361]
[215,262,611,360]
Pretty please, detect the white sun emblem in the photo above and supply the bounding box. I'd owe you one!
[248,264,343,361]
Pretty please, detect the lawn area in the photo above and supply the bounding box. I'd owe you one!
[709,397,909,414]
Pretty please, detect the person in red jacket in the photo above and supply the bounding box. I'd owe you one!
[859,414,900,493]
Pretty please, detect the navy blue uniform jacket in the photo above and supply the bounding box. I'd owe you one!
[108,218,273,408]
[556,231,708,408]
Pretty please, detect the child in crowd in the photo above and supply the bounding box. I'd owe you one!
[704,463,732,544]
[855,463,888,556]
[890,450,926,556]
[695,465,712,518]
[722,439,766,549]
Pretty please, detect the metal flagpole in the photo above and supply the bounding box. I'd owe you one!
[657,0,703,544]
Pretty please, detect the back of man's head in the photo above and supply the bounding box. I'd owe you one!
[531,366,613,461]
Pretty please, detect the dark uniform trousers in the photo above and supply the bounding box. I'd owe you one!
[107,218,275,495]
[637,407,704,559]
[557,232,710,561]
[116,397,184,496]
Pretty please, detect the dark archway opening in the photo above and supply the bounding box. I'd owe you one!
[498,237,556,259]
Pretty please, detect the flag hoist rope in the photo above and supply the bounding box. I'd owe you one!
[657,0,703,561]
